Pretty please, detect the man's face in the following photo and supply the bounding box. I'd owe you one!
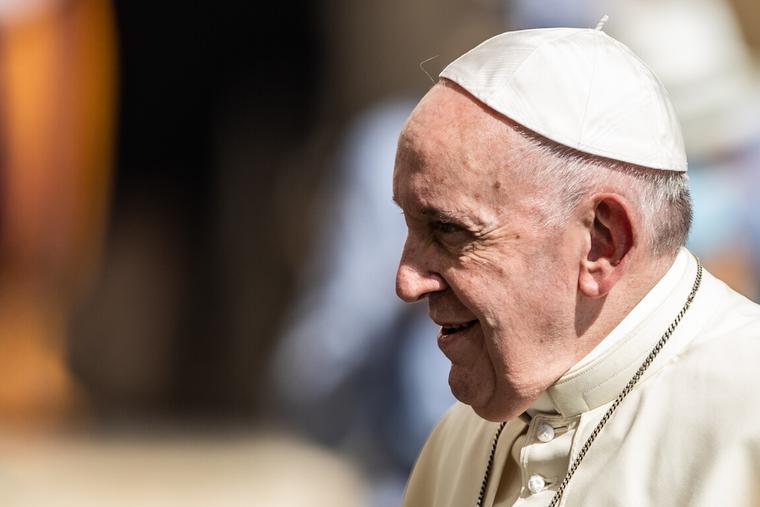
[393,84,582,421]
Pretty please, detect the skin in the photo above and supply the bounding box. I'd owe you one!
[393,81,675,422]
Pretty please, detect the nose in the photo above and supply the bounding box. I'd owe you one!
[395,246,448,302]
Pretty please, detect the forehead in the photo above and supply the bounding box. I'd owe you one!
[393,84,529,214]
[400,84,504,164]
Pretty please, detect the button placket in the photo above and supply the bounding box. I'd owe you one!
[519,415,578,499]
[536,422,556,443]
[527,473,546,494]
[528,415,569,444]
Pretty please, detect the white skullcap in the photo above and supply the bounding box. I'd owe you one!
[439,23,688,172]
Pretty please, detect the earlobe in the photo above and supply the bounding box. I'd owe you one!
[578,268,605,298]
[578,196,635,298]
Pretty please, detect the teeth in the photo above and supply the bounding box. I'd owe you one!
[442,320,475,330]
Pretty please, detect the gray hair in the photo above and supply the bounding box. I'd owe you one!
[509,125,692,257]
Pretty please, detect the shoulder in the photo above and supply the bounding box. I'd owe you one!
[646,271,760,427]
[681,269,760,375]
[630,286,760,504]
[693,268,760,342]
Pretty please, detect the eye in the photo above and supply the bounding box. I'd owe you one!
[431,220,464,235]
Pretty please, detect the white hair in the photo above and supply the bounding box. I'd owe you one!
[509,125,692,257]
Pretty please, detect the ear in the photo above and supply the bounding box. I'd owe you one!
[578,195,635,298]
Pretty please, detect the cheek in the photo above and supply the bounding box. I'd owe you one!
[471,264,562,340]
[450,274,503,315]
[446,243,571,325]
[443,257,515,318]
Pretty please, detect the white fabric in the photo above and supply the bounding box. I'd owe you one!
[439,26,688,172]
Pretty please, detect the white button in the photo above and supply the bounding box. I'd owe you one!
[527,474,546,494]
[536,422,555,443]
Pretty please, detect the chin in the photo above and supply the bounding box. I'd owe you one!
[450,383,518,422]
[470,400,526,423]
[449,366,528,422]
[449,368,490,406]
[460,382,538,422]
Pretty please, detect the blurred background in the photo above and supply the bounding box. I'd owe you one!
[0,0,758,505]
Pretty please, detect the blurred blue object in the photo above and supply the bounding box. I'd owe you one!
[510,0,602,28]
[688,138,760,299]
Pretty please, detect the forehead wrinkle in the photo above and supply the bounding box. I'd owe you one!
[395,171,484,225]
[395,146,501,229]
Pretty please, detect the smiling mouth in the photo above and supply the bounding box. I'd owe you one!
[440,320,478,335]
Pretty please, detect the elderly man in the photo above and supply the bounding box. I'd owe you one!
[393,24,760,507]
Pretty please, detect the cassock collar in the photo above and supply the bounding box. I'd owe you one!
[532,248,699,418]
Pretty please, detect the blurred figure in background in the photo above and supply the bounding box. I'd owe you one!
[0,0,116,427]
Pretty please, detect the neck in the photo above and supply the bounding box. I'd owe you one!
[571,251,678,365]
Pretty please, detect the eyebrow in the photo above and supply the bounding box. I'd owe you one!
[392,196,473,226]
[420,207,468,223]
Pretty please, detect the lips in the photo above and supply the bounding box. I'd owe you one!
[437,319,480,356]
[439,319,478,335]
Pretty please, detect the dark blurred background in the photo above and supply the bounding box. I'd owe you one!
[72,0,322,420]
[1,0,759,505]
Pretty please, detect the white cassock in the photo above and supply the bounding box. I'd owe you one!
[402,248,760,506]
